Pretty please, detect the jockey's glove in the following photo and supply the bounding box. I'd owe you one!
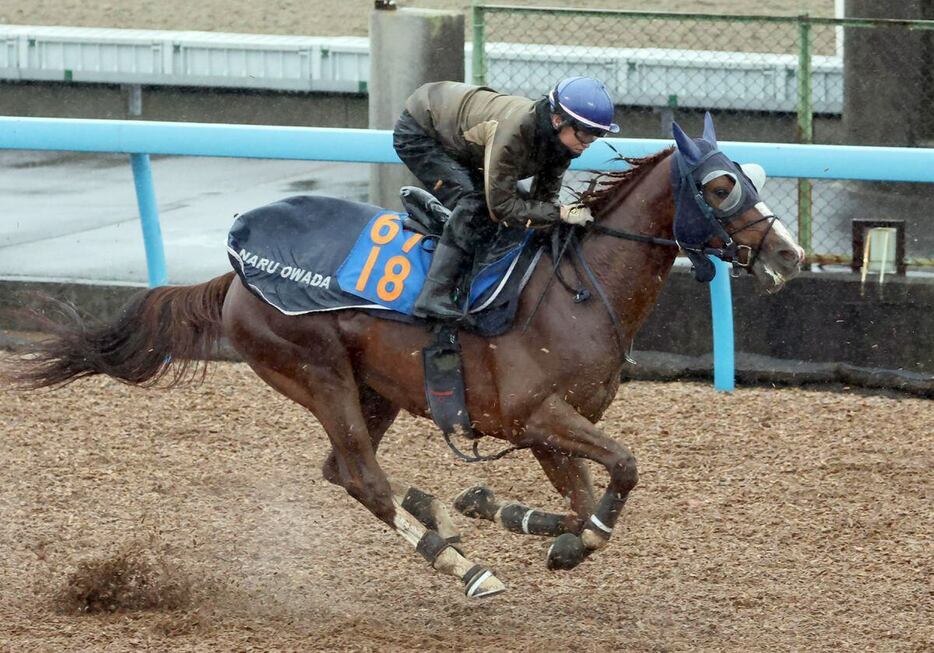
[560,204,594,226]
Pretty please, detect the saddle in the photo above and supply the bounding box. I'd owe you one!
[400,186,592,461]
[225,189,549,455]
[399,185,537,299]
[400,186,450,236]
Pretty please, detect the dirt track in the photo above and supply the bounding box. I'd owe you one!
[1,1,928,651]
[0,0,834,35]
[1,361,930,652]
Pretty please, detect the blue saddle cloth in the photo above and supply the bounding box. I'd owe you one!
[227,195,540,333]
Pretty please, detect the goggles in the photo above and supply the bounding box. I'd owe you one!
[572,124,607,145]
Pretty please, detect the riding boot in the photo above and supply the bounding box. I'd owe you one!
[413,242,467,320]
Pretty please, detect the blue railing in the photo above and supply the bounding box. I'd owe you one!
[2,116,933,391]
[4,117,934,178]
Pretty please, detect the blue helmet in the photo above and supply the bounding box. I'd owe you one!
[548,76,620,134]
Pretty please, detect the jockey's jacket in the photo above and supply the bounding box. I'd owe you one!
[404,81,572,228]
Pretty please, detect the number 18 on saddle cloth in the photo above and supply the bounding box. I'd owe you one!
[337,211,434,315]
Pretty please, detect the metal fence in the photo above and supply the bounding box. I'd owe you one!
[471,5,934,268]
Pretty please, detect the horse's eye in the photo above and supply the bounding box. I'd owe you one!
[716,189,730,199]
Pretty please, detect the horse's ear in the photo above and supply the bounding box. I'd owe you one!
[702,111,718,147]
[672,120,702,165]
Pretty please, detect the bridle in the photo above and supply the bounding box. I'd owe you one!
[588,150,780,276]
[588,211,777,274]
[525,150,783,372]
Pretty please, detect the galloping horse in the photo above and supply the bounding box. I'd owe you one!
[7,115,803,598]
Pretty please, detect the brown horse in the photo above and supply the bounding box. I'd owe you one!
[7,117,803,598]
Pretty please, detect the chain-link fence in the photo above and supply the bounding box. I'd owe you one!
[472,5,934,269]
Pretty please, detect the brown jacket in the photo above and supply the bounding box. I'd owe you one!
[404,81,571,228]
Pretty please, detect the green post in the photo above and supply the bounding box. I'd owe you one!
[471,2,486,85]
[796,16,814,266]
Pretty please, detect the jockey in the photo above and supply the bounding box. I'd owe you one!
[393,76,620,320]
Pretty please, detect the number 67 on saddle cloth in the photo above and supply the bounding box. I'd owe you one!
[337,211,434,316]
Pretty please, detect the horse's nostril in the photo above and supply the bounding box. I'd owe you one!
[779,246,805,265]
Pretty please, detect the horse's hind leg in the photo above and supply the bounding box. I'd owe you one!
[322,384,462,544]
[226,300,498,595]
[320,383,399,492]
[395,484,462,545]
[243,353,502,597]
[454,447,593,538]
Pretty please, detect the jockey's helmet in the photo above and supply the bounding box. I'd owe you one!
[548,76,620,136]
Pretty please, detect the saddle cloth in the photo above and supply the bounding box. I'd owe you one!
[227,195,542,335]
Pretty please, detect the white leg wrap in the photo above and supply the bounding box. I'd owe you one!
[465,570,493,598]
[521,509,534,535]
[392,498,426,547]
[589,514,613,535]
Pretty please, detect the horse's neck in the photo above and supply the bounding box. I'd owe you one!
[583,156,678,332]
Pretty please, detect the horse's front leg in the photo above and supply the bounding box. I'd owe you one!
[453,447,594,538]
[520,394,638,570]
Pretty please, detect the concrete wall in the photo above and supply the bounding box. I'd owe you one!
[0,81,848,144]
[0,81,369,128]
[3,270,932,378]
[637,268,934,376]
[843,0,934,147]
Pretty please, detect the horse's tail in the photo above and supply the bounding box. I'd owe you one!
[6,272,236,390]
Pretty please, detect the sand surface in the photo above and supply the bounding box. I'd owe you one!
[1,361,930,651]
[4,2,930,652]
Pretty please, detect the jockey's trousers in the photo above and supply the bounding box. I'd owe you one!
[392,110,496,255]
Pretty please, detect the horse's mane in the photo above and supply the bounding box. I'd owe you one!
[579,146,674,218]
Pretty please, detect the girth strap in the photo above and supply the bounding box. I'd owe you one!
[423,324,518,463]
[569,236,634,364]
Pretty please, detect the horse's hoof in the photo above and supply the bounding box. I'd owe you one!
[546,533,590,571]
[453,485,498,521]
[462,564,506,599]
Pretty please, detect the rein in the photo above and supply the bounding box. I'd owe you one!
[587,222,742,263]
[520,147,779,378]
[586,146,779,271]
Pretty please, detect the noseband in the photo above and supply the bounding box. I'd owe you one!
[723,212,777,275]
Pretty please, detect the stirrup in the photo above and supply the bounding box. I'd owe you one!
[413,283,463,320]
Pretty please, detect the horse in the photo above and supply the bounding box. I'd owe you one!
[5,114,803,599]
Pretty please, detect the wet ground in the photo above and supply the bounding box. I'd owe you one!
[0,151,369,285]
[1,366,930,652]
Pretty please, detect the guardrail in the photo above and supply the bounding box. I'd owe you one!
[5,117,932,179]
[2,116,933,391]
